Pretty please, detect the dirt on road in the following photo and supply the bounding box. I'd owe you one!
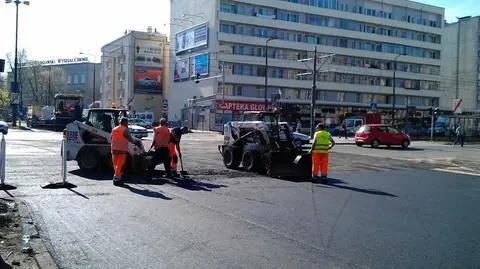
[0,199,37,269]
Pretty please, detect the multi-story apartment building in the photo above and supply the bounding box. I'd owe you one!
[100,28,169,122]
[443,16,480,113]
[170,0,444,131]
[7,58,100,108]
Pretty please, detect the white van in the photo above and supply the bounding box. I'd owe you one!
[134,111,154,126]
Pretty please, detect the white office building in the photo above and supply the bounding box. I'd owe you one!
[169,0,444,131]
[442,16,480,113]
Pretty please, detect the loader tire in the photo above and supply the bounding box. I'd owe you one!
[242,151,260,172]
[223,147,241,169]
[77,147,100,172]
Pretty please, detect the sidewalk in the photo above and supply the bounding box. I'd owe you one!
[308,137,355,145]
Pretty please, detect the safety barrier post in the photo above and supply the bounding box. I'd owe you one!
[0,133,17,190]
[41,138,77,189]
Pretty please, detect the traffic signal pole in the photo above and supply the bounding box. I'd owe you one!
[430,112,434,142]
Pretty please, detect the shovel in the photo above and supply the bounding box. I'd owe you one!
[179,155,189,177]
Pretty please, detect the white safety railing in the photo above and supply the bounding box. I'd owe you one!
[0,133,17,190]
[61,138,67,182]
[0,134,5,184]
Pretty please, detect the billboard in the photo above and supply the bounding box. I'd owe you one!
[174,58,190,82]
[134,39,163,94]
[134,66,163,94]
[190,53,209,78]
[175,23,208,55]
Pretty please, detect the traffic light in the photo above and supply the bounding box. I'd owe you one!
[434,107,440,116]
[195,73,201,84]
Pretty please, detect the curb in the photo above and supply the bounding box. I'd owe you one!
[17,202,58,269]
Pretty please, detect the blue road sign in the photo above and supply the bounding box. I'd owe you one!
[371,102,377,112]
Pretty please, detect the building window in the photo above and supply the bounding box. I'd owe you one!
[67,75,72,85]
[73,75,79,84]
[80,74,86,84]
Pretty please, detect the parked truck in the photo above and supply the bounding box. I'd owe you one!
[27,93,84,131]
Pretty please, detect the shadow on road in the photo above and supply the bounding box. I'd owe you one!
[120,184,172,200]
[69,169,113,181]
[70,169,227,192]
[171,178,228,192]
[319,178,398,197]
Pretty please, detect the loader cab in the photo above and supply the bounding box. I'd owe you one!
[85,109,128,133]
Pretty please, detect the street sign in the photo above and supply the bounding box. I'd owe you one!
[452,98,463,114]
[371,102,377,112]
[10,93,19,105]
[162,99,168,105]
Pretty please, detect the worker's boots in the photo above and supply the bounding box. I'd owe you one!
[113,176,123,186]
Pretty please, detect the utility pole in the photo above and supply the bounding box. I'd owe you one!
[392,53,403,126]
[221,63,225,125]
[310,46,317,138]
[297,48,334,138]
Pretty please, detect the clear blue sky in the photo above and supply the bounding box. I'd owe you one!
[0,0,479,65]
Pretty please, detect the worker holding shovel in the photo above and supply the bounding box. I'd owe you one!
[169,126,189,176]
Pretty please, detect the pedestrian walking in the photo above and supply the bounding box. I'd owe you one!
[296,121,302,133]
[341,121,347,139]
[168,126,189,176]
[148,118,173,178]
[453,124,465,147]
[310,123,335,184]
[111,117,142,186]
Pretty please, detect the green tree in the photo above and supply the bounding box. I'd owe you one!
[0,88,10,109]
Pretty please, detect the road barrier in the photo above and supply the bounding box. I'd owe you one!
[41,138,77,189]
[0,134,17,190]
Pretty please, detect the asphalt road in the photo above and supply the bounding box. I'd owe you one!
[1,129,479,269]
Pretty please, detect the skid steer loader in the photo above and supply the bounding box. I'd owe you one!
[218,111,311,178]
[63,108,150,173]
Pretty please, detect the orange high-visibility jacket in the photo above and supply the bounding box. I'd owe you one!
[111,125,129,153]
[153,126,171,149]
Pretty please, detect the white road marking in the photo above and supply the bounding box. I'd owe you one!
[432,168,480,177]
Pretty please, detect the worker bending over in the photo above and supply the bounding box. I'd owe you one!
[111,117,142,186]
[310,123,335,183]
[169,126,189,176]
[148,118,172,178]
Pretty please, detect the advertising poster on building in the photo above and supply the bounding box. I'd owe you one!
[175,23,208,55]
[174,58,190,82]
[134,66,163,94]
[190,53,209,78]
[134,39,163,94]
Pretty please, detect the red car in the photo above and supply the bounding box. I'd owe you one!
[355,124,411,149]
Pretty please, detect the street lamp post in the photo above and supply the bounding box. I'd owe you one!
[80,52,97,105]
[392,53,403,126]
[6,0,30,127]
[264,37,275,109]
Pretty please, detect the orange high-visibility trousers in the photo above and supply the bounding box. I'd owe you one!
[168,143,178,171]
[312,152,329,177]
[112,153,127,178]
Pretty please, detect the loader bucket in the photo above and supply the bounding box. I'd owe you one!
[265,151,311,179]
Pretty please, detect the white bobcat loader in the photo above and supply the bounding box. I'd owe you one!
[63,108,149,173]
[218,111,311,178]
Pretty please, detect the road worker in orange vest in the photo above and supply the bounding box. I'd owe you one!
[148,118,172,178]
[168,126,189,176]
[310,123,335,184]
[111,117,142,186]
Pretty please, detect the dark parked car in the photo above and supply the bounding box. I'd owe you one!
[0,121,8,135]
